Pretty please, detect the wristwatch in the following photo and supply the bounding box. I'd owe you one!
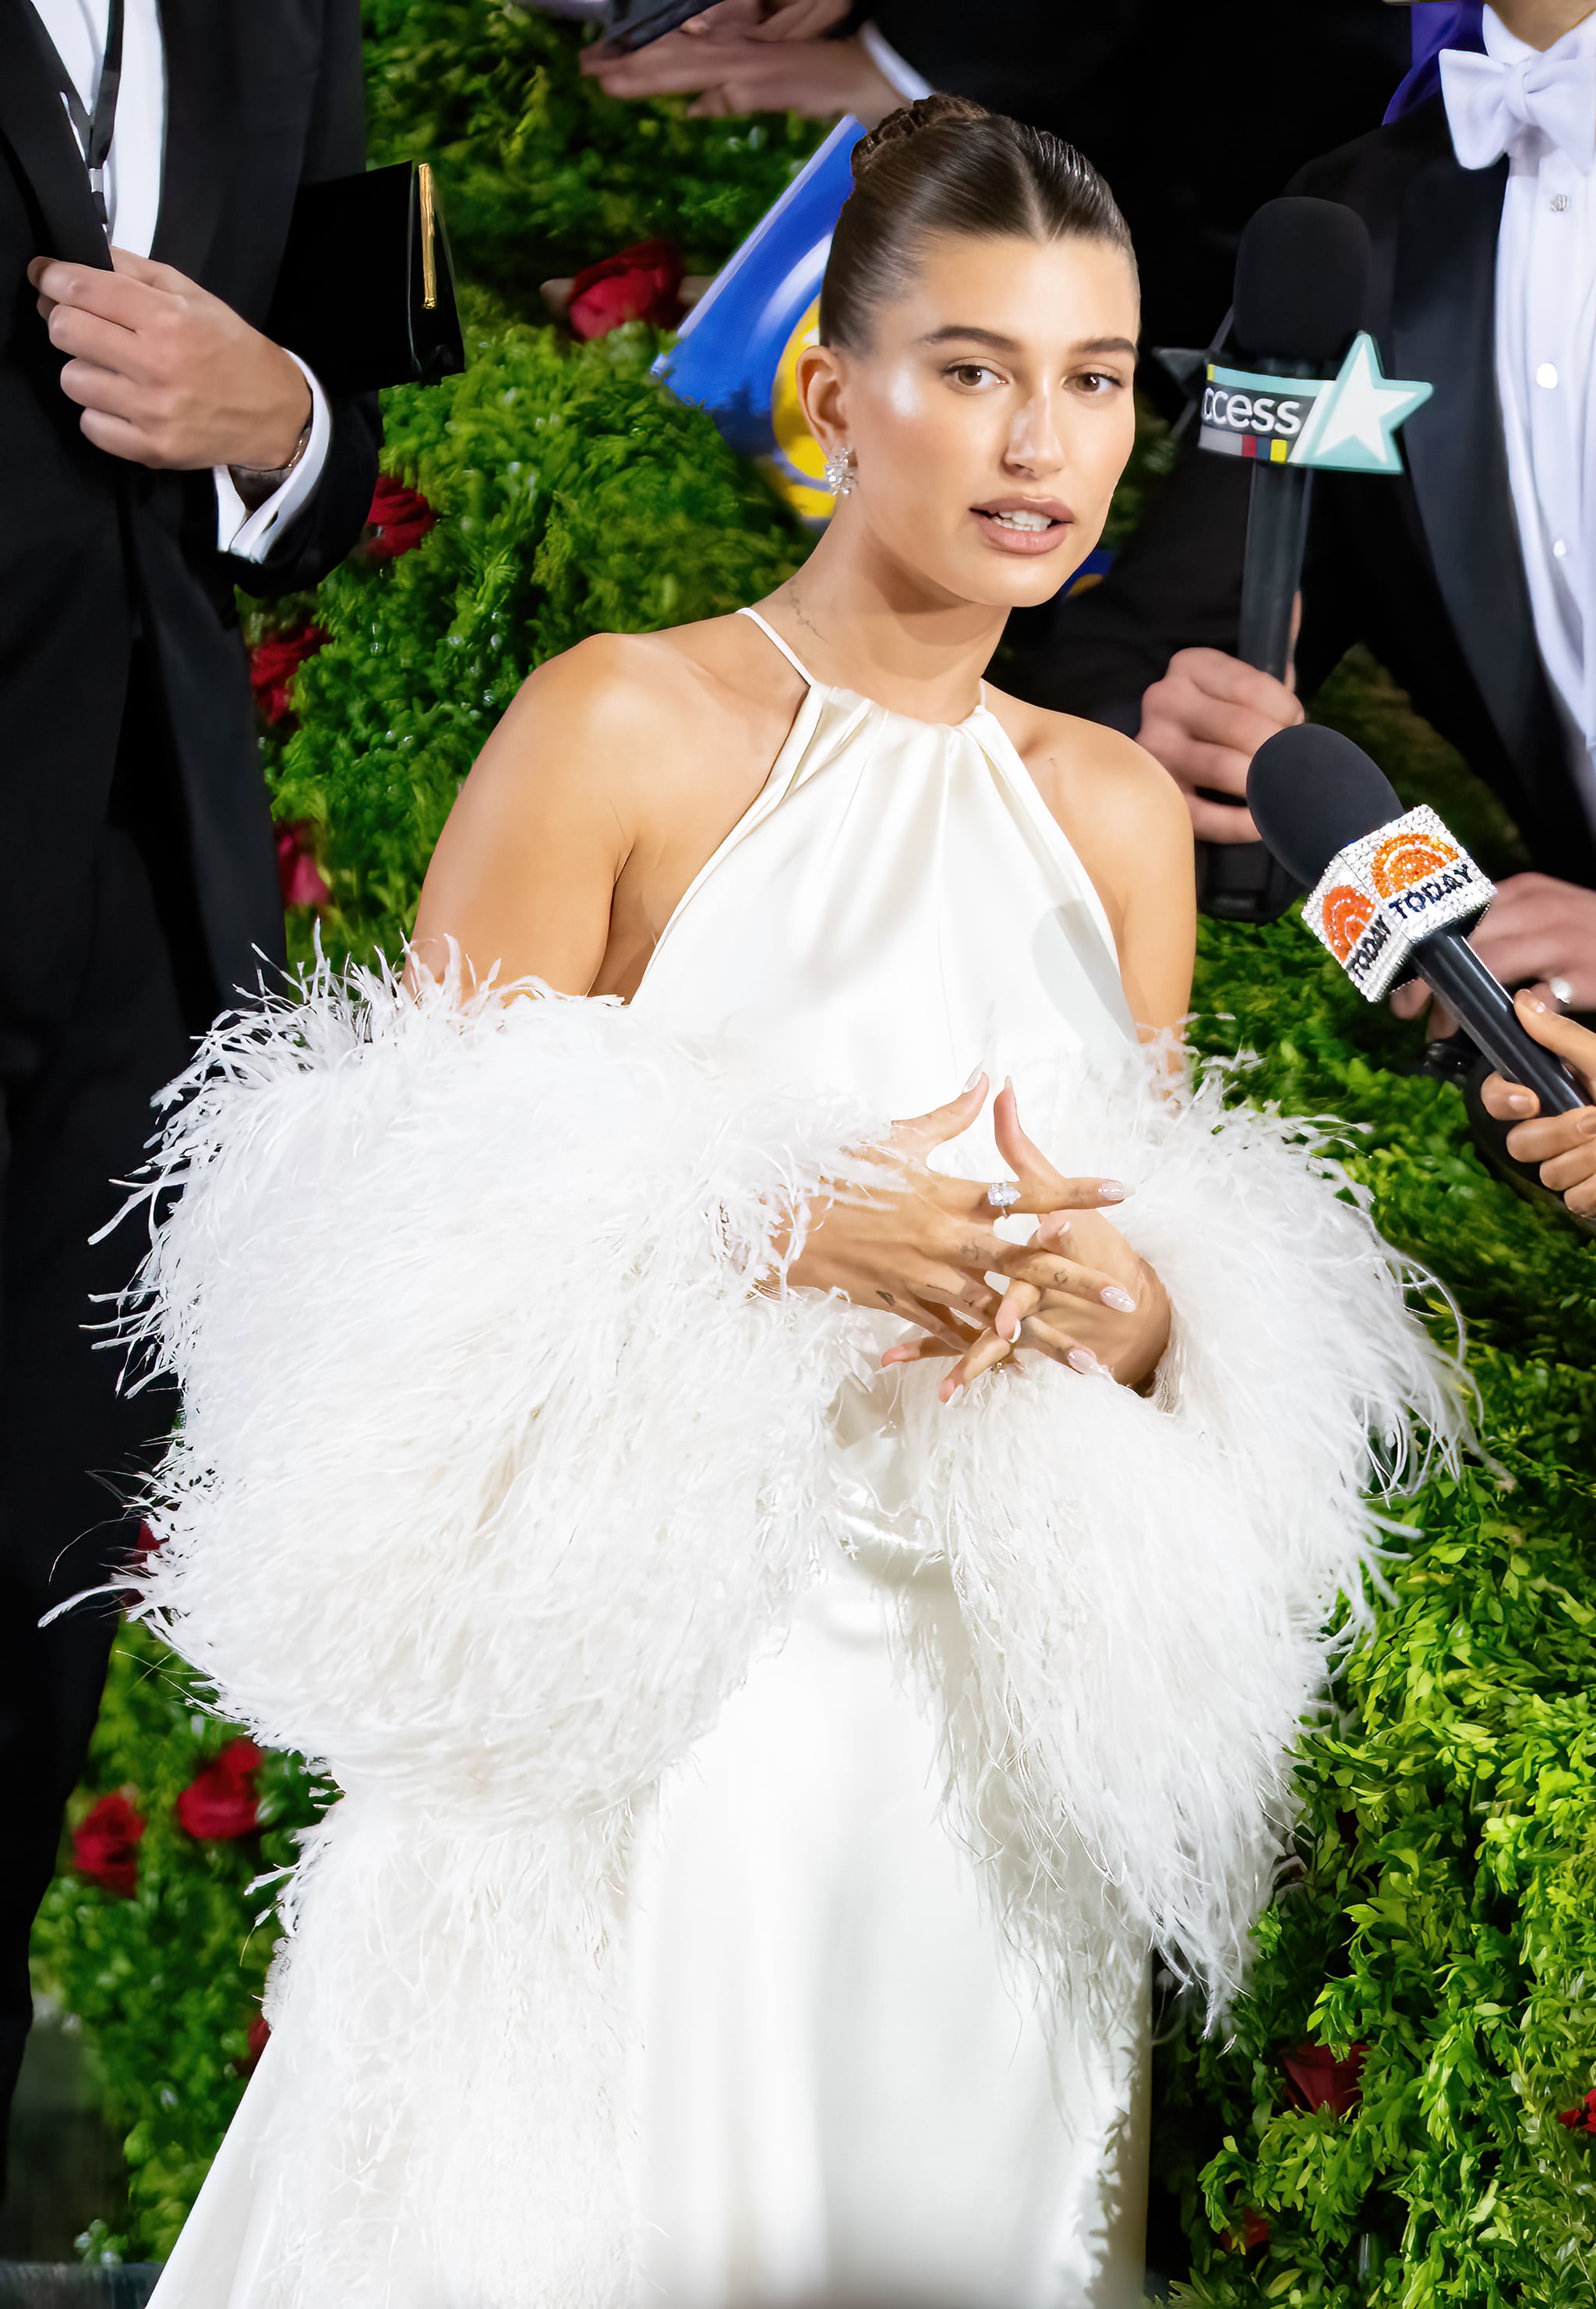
[231,416,312,500]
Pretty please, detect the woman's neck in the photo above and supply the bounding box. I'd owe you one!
[1492,0,1596,48]
[766,522,1008,724]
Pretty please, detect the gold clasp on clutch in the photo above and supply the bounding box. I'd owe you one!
[418,161,438,312]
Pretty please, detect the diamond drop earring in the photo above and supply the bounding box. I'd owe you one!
[824,444,856,497]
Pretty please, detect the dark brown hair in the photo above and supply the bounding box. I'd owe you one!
[818,95,1135,352]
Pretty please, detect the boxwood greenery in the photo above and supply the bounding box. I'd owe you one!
[30,8,1596,2298]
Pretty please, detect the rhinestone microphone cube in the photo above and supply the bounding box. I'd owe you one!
[1302,805,1495,1002]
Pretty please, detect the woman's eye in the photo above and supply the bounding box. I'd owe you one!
[948,363,999,390]
[1073,370,1125,396]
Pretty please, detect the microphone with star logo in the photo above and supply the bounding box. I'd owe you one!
[1195,196,1434,926]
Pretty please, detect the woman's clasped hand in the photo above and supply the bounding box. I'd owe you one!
[784,1072,1171,1401]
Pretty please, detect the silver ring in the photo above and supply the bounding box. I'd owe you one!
[985,1181,1021,1211]
[1551,975,1576,1010]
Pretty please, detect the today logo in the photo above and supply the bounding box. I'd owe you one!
[1304,804,1494,1004]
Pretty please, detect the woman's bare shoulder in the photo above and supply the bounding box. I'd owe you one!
[986,688,1193,865]
[490,617,801,801]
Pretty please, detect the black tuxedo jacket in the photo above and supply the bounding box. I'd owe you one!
[856,1,1411,353]
[1008,94,1596,888]
[0,0,380,1014]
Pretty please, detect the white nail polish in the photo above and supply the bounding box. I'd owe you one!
[1096,1181,1127,1204]
[1067,1347,1097,1374]
[1101,1286,1137,1314]
[963,1066,986,1093]
[945,1384,966,1407]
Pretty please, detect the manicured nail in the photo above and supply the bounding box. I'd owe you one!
[1004,1073,1015,1092]
[1528,998,1548,1013]
[1096,1181,1127,1203]
[1507,1092,1534,1112]
[1101,1286,1137,1314]
[943,1383,965,1406]
[1067,1347,1099,1374]
[998,1310,1019,1342]
[963,1066,986,1092]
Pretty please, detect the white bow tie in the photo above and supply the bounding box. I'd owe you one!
[1440,39,1596,173]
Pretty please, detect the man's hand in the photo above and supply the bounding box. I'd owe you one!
[1135,646,1303,843]
[1390,872,1596,1031]
[580,20,898,121]
[28,246,311,473]
[1479,989,1596,1218]
[680,0,852,34]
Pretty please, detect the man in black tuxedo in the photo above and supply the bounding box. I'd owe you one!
[1012,0,1596,1020]
[581,1,1411,357]
[0,0,378,2174]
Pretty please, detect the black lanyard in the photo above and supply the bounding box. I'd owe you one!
[30,0,126,234]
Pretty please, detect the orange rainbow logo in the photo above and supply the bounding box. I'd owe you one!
[1371,830,1459,898]
[1320,884,1375,963]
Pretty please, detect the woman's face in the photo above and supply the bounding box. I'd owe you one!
[800,231,1141,609]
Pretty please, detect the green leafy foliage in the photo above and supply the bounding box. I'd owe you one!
[1146,919,1596,2307]
[31,1625,329,2261]
[363,0,826,305]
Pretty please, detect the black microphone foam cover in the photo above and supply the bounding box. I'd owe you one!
[1233,196,1372,367]
[1246,725,1403,889]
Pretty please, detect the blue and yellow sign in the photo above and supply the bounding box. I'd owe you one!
[653,116,863,522]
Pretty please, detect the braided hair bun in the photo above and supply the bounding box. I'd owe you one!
[820,97,1133,350]
[850,93,990,178]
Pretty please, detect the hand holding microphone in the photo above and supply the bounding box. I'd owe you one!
[1246,725,1596,1228]
[1479,997,1596,1220]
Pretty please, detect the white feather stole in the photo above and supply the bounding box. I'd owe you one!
[119,968,1455,2303]
[886,1056,1457,2028]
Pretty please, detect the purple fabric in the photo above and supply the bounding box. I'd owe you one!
[1386,2,1486,122]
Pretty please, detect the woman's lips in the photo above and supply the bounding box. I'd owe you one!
[969,502,1075,557]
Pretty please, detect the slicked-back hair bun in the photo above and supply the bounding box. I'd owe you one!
[819,96,1135,352]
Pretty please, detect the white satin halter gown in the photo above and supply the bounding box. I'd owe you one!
[623,611,1150,2309]
[145,611,1152,2309]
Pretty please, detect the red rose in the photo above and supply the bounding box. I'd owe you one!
[567,239,683,341]
[1222,2209,1271,2252]
[249,625,328,729]
[175,1738,264,1840]
[1283,2038,1366,2118]
[275,820,332,910]
[73,1791,146,1898]
[1558,2088,1596,2135]
[244,2011,271,2075]
[365,474,437,562]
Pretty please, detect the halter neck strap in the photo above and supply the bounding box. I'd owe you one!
[736,606,817,688]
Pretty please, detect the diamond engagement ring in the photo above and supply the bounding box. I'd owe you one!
[985,1181,1021,1211]
[1550,976,1576,1010]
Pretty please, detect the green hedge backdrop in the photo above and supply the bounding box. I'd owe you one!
[31,7,1596,2301]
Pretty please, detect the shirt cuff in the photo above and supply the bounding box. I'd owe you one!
[214,353,333,567]
[858,21,934,102]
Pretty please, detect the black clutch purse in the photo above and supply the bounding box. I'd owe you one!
[267,161,466,395]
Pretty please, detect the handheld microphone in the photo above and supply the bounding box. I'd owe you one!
[1247,724,1588,1119]
[1197,198,1372,926]
[601,0,708,49]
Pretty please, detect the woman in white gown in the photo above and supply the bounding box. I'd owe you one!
[132,97,1449,2309]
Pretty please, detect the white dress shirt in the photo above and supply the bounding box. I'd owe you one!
[30,0,333,565]
[1442,7,1596,827]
